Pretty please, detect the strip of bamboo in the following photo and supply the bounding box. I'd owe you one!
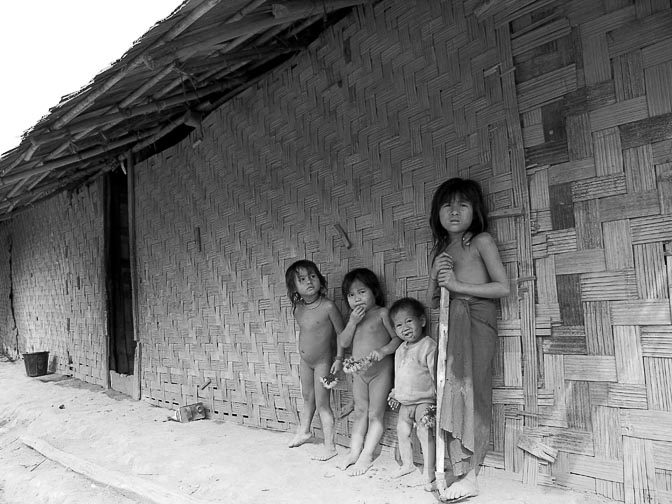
[580,270,638,301]
[580,5,636,38]
[644,357,672,411]
[555,249,606,275]
[583,34,611,86]
[526,426,594,456]
[641,326,672,358]
[599,190,660,222]
[571,174,627,202]
[517,65,577,112]
[653,441,672,470]
[548,157,596,185]
[622,436,657,504]
[630,214,672,244]
[564,355,617,382]
[590,96,649,132]
[642,37,672,68]
[645,62,672,116]
[611,300,672,325]
[511,18,571,56]
[620,112,672,150]
[613,51,645,103]
[621,410,672,442]
[567,453,624,483]
[608,13,672,57]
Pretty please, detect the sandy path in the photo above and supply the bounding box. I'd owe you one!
[0,359,614,504]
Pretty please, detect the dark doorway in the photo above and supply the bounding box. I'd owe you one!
[106,168,135,375]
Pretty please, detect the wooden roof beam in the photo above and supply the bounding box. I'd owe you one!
[0,128,160,188]
[159,0,370,61]
[23,0,270,161]
[36,80,234,142]
[51,0,227,130]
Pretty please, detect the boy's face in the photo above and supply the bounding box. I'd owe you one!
[294,268,321,299]
[392,308,425,343]
[346,279,376,312]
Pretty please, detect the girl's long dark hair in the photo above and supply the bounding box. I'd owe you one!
[341,268,385,307]
[429,177,489,260]
[285,260,327,312]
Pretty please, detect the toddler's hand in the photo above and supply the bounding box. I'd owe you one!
[330,359,343,375]
[387,391,400,410]
[367,349,384,362]
[349,305,366,325]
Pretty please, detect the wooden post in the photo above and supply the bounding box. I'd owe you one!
[102,175,111,390]
[127,152,142,401]
[435,287,450,492]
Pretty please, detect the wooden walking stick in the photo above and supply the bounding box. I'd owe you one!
[435,286,450,494]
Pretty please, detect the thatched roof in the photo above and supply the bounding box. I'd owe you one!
[0,0,370,220]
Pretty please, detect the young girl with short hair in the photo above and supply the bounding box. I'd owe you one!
[338,268,402,476]
[285,260,345,461]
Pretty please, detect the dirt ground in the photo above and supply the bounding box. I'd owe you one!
[0,359,616,504]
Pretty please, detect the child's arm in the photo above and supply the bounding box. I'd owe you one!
[368,308,403,360]
[438,233,510,299]
[427,343,437,390]
[338,305,365,349]
[328,303,346,374]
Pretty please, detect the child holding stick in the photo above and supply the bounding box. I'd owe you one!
[339,268,402,476]
[387,297,437,490]
[426,178,509,502]
[285,260,345,461]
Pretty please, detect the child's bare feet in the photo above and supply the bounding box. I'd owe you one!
[438,471,478,502]
[424,479,437,492]
[391,464,416,479]
[347,455,374,476]
[311,446,338,461]
[288,432,312,448]
[337,451,359,470]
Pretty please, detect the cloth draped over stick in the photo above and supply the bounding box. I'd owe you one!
[435,289,498,483]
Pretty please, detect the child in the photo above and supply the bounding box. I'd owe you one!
[285,260,345,461]
[338,268,402,476]
[426,178,509,502]
[387,297,437,490]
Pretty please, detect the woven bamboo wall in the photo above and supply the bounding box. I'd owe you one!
[0,184,108,385]
[135,1,672,500]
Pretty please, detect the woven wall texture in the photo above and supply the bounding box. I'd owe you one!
[0,0,671,501]
[134,0,672,500]
[0,184,107,386]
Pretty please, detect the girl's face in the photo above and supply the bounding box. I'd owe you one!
[392,308,426,343]
[346,279,376,311]
[294,268,321,299]
[439,196,473,235]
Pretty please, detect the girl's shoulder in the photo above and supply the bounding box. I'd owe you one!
[470,231,498,249]
[319,297,344,314]
[364,305,387,320]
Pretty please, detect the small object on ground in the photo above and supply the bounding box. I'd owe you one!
[170,402,206,423]
[22,351,49,377]
[58,404,65,410]
[320,373,339,389]
[342,356,373,374]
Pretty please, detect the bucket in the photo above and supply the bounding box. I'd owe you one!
[23,351,49,377]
